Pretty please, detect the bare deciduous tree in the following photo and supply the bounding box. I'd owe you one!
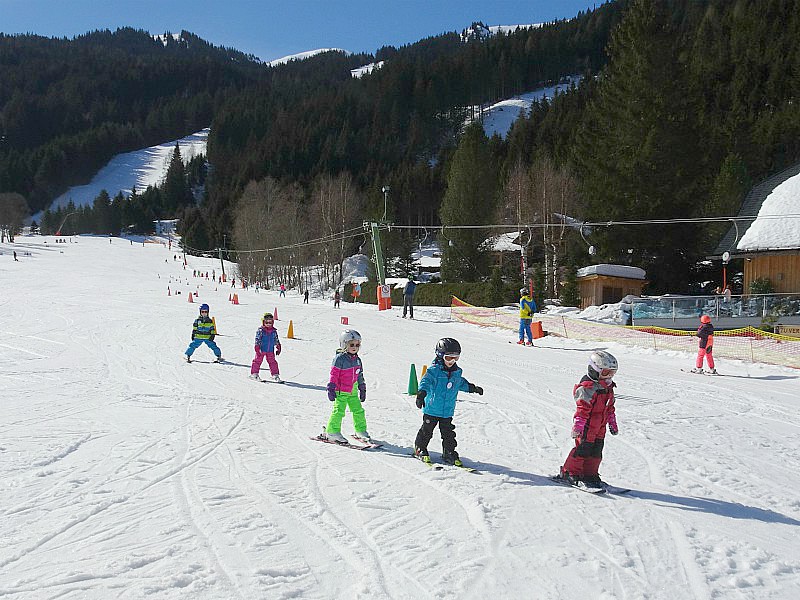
[0,193,29,243]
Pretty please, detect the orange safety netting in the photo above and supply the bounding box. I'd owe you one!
[450,296,800,369]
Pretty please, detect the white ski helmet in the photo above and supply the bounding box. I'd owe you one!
[588,350,618,381]
[339,329,362,349]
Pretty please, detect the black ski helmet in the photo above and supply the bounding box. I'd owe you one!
[435,338,461,358]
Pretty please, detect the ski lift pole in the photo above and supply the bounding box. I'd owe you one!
[366,221,386,285]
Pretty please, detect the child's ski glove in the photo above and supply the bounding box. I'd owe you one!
[358,383,366,402]
[468,384,483,395]
[608,413,618,435]
[415,390,427,409]
[276,344,282,356]
[209,334,215,341]
[571,416,587,439]
[327,382,337,402]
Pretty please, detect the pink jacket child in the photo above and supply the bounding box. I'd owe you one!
[559,351,619,489]
[250,312,282,382]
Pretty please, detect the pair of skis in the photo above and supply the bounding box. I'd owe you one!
[310,434,382,450]
[549,474,630,495]
[412,453,480,474]
[680,368,722,376]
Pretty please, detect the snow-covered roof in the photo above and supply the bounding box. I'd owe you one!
[577,264,646,280]
[460,23,543,43]
[736,169,800,251]
[482,232,522,253]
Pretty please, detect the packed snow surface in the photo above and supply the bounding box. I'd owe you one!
[2,236,799,599]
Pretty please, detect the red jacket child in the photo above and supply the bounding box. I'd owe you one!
[559,351,618,489]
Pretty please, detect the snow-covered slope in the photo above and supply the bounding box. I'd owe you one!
[474,75,582,139]
[1,236,799,599]
[43,129,209,218]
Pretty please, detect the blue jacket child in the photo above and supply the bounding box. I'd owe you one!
[413,338,483,466]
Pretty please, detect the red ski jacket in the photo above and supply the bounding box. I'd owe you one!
[572,376,616,442]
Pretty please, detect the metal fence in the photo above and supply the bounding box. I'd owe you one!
[631,293,800,322]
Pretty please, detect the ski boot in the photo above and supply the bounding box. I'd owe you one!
[272,374,283,383]
[322,431,348,444]
[184,354,192,363]
[248,373,261,381]
[215,355,224,363]
[353,431,371,443]
[516,340,525,345]
[414,446,432,464]
[442,451,463,467]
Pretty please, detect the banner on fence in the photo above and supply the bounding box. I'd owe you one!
[450,296,800,369]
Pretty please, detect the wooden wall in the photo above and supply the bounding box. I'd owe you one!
[577,275,647,309]
[744,253,800,293]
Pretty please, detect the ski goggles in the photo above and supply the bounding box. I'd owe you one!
[600,368,617,378]
[200,310,209,314]
[443,354,460,363]
[347,341,361,349]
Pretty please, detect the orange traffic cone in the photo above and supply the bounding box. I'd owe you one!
[421,364,427,377]
[212,316,218,335]
[168,287,171,296]
[287,320,295,339]
[274,307,279,320]
[233,293,239,305]
[229,293,232,301]
[188,292,193,303]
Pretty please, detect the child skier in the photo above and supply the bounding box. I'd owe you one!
[518,288,537,345]
[692,314,716,374]
[185,304,223,363]
[557,350,618,490]
[414,338,483,466]
[321,330,369,443]
[334,289,341,308]
[250,312,282,382]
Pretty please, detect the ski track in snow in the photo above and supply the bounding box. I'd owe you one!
[1,236,799,599]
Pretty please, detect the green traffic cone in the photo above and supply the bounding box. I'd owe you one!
[408,364,418,395]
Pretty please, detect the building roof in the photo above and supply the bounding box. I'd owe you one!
[577,264,646,280]
[714,161,800,256]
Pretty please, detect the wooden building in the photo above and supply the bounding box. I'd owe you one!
[714,162,800,293]
[576,264,648,309]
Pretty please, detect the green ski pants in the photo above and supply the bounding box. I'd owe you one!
[326,390,367,433]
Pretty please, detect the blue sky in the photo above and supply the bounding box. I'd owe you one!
[1,0,602,62]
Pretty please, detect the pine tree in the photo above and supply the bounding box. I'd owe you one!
[161,143,191,215]
[439,123,498,282]
[573,0,704,292]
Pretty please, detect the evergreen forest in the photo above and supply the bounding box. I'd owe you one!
[2,0,800,295]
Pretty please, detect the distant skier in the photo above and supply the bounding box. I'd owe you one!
[250,312,282,382]
[303,289,309,304]
[518,288,537,345]
[279,283,286,297]
[321,330,369,444]
[691,314,716,374]
[184,303,223,363]
[414,338,483,466]
[333,289,341,308]
[556,351,618,490]
[402,277,417,319]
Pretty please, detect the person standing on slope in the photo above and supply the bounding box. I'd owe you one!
[321,330,369,444]
[249,312,282,382]
[414,338,483,466]
[518,288,537,345]
[402,277,417,319]
[691,314,716,374]
[184,304,223,363]
[556,351,619,490]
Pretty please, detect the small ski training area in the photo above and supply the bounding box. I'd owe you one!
[1,236,799,600]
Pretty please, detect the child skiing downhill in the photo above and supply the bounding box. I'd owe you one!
[414,338,483,466]
[556,351,618,490]
[692,315,716,374]
[250,312,282,382]
[321,330,369,443]
[518,288,537,345]
[185,304,223,362]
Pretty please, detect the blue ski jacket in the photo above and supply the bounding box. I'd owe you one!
[254,326,280,353]
[418,359,472,418]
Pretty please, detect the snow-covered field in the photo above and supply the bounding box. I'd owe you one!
[1,236,799,599]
